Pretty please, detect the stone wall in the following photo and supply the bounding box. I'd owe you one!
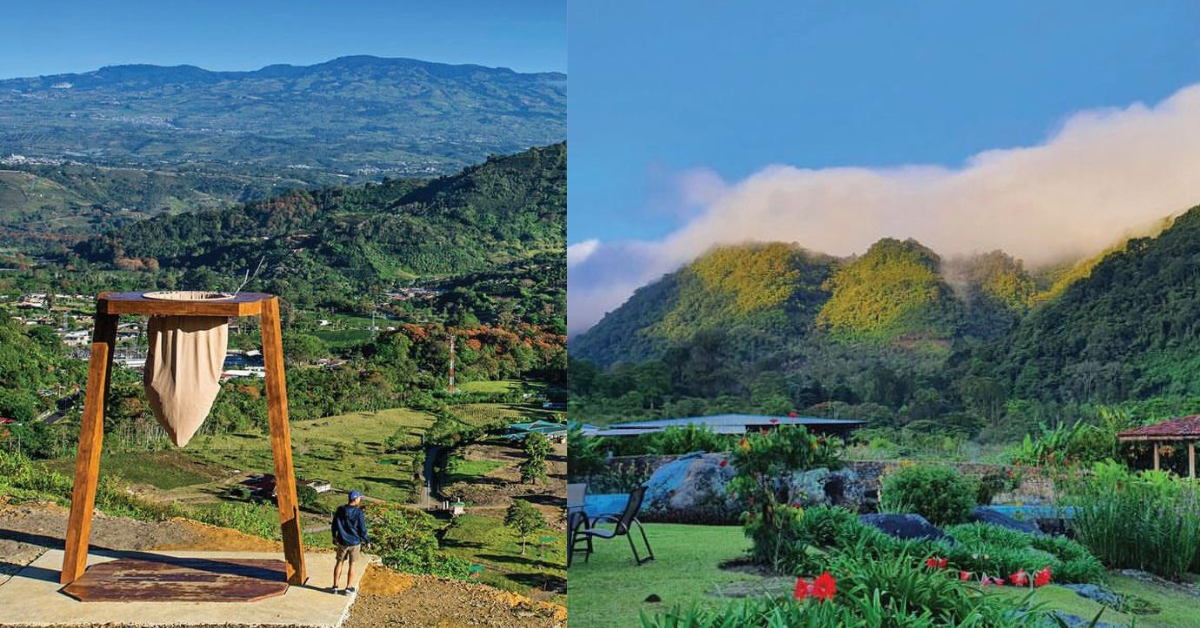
[584,453,1056,524]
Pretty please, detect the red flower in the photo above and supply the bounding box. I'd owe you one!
[1034,567,1052,587]
[812,572,837,601]
[1008,569,1027,590]
[719,459,728,468]
[794,577,810,600]
[770,418,780,425]
[794,573,837,602]
[1009,569,1028,587]
[924,557,947,569]
[959,571,972,581]
[789,412,799,418]
[789,502,802,508]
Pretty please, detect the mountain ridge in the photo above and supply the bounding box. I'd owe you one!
[0,55,566,176]
[3,55,565,87]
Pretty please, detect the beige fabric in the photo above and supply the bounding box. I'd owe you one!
[144,315,229,447]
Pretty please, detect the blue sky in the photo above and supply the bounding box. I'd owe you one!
[569,0,1200,244]
[0,0,565,79]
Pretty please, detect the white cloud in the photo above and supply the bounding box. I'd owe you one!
[568,84,1200,336]
[567,239,601,267]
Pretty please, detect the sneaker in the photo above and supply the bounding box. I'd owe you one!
[336,588,348,596]
[345,587,357,595]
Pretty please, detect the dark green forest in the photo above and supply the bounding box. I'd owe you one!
[67,143,565,329]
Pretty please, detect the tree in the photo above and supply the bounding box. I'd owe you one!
[297,485,322,511]
[282,333,328,366]
[504,500,545,555]
[519,432,551,484]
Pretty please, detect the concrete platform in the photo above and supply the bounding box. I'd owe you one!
[0,550,366,627]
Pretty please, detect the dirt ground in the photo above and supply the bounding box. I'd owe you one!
[0,500,564,627]
[442,441,567,527]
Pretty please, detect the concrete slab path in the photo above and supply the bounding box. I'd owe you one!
[0,550,367,627]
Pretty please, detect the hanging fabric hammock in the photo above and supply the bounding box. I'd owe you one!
[142,291,232,447]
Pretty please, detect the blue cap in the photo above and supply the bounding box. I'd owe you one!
[348,491,363,502]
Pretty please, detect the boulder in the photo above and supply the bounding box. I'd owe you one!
[859,514,953,543]
[787,467,870,512]
[1061,584,1122,608]
[970,506,1042,535]
[642,452,739,522]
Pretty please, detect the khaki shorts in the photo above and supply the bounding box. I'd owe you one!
[335,543,362,564]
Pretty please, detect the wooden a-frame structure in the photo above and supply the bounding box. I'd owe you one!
[60,292,306,586]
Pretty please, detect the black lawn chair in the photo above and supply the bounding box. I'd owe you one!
[577,485,655,565]
[567,509,592,567]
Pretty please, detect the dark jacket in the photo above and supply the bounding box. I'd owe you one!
[331,504,370,546]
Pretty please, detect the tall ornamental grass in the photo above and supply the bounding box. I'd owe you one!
[1066,460,1200,580]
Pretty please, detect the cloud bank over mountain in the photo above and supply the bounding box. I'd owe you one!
[568,84,1200,336]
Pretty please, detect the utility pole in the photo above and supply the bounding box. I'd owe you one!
[448,332,457,394]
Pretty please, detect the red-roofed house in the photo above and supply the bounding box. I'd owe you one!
[1117,414,1200,477]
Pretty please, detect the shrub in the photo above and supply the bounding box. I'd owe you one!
[943,523,1103,584]
[777,504,1104,586]
[642,552,1057,628]
[733,426,843,568]
[1064,460,1200,580]
[566,424,607,480]
[975,469,1019,505]
[296,485,321,510]
[366,502,471,579]
[197,502,281,539]
[647,424,732,455]
[879,465,976,526]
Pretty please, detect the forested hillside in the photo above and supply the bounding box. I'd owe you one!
[0,164,322,243]
[989,205,1200,402]
[571,203,1200,442]
[569,243,834,365]
[71,143,566,328]
[816,238,958,343]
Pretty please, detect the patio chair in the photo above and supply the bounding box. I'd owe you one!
[568,510,592,567]
[577,485,655,565]
[567,483,591,567]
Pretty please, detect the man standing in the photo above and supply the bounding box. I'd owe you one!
[331,490,370,595]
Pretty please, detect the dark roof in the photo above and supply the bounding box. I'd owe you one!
[1118,414,1200,441]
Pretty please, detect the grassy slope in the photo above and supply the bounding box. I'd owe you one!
[441,513,566,603]
[568,524,756,628]
[185,407,436,502]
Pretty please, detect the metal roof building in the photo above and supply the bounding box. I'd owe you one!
[581,413,864,437]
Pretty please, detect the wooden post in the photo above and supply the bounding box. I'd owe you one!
[1154,441,1161,471]
[1189,442,1196,479]
[261,297,306,585]
[60,310,117,584]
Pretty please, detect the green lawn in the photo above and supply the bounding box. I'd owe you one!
[995,573,1200,628]
[568,524,756,628]
[441,513,566,603]
[457,379,522,394]
[571,523,1200,628]
[187,407,436,502]
[445,459,505,484]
